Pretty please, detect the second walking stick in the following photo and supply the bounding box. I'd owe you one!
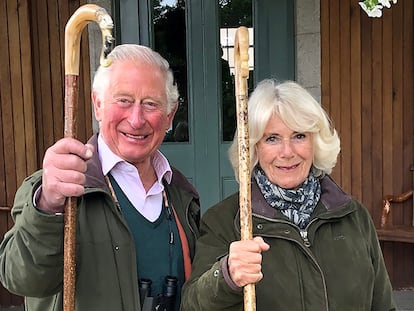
[234,26,255,311]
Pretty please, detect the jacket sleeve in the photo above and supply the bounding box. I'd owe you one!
[181,199,244,311]
[0,170,65,297]
[359,204,397,311]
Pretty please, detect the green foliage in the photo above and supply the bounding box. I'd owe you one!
[219,0,252,27]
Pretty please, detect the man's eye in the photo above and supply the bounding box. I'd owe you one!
[142,101,160,110]
[116,98,133,106]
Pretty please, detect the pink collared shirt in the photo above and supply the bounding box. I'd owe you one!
[98,135,172,222]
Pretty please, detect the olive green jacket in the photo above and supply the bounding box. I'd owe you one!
[0,135,200,311]
[181,176,396,311]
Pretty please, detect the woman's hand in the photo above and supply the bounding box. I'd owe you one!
[228,236,270,287]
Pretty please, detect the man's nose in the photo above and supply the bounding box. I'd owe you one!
[128,104,146,128]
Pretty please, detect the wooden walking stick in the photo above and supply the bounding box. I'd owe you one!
[234,26,255,310]
[64,4,114,311]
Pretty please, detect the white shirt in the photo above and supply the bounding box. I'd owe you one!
[98,134,172,222]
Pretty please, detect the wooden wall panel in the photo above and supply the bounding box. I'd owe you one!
[339,0,352,193]
[328,0,342,184]
[31,0,92,168]
[0,0,92,306]
[0,0,36,306]
[350,2,362,201]
[0,0,10,210]
[321,0,414,289]
[20,0,37,177]
[0,0,37,205]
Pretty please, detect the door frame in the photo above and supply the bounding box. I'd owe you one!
[113,0,295,212]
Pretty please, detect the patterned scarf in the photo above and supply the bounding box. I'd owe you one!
[254,166,321,229]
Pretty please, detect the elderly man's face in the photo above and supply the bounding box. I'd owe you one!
[93,60,175,167]
[256,113,314,189]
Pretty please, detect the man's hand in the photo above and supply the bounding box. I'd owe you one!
[38,138,94,214]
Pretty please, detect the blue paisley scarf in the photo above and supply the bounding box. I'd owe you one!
[253,166,321,229]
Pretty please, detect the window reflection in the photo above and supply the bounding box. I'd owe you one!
[153,0,189,142]
[219,0,253,141]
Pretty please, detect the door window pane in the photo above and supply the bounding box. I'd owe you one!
[219,0,254,141]
[153,0,189,142]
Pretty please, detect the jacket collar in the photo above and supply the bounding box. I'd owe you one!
[85,134,107,190]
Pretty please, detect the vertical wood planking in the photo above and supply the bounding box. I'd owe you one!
[321,0,414,288]
[350,0,362,203]
[371,17,384,225]
[360,1,374,220]
[400,1,414,288]
[48,0,65,142]
[3,0,17,207]
[391,2,404,224]
[8,0,26,189]
[19,0,37,177]
[30,0,44,165]
[328,0,342,183]
[0,0,9,211]
[320,0,330,114]
[0,0,33,306]
[36,0,55,156]
[339,0,352,194]
[382,6,393,199]
[0,0,94,306]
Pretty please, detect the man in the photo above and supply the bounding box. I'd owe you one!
[0,44,200,311]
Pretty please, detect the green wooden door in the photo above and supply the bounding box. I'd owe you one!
[115,0,294,213]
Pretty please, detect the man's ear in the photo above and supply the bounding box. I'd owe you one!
[92,91,103,121]
[166,103,178,128]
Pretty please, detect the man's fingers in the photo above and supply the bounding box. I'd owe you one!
[48,138,94,160]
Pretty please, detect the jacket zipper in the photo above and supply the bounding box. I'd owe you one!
[299,229,311,247]
[252,214,330,311]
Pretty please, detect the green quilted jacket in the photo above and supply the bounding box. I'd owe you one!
[0,135,200,311]
[181,176,396,311]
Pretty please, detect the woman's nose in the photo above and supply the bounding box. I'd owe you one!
[279,139,294,157]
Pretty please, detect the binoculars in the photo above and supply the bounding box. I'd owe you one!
[139,276,178,311]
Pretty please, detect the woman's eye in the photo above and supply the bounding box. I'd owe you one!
[265,135,281,143]
[294,133,307,140]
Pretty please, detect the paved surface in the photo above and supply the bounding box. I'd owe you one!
[395,290,414,311]
[0,290,413,310]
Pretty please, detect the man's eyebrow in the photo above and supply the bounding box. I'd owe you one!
[112,91,133,97]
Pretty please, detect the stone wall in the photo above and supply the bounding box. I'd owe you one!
[296,0,321,102]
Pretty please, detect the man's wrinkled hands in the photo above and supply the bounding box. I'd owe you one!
[38,138,94,214]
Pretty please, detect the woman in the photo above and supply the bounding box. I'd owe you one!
[181,79,396,311]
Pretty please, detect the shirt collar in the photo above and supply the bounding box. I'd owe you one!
[97,134,172,184]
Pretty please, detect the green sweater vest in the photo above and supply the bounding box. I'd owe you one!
[109,176,184,310]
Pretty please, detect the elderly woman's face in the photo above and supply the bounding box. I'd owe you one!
[256,113,314,189]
